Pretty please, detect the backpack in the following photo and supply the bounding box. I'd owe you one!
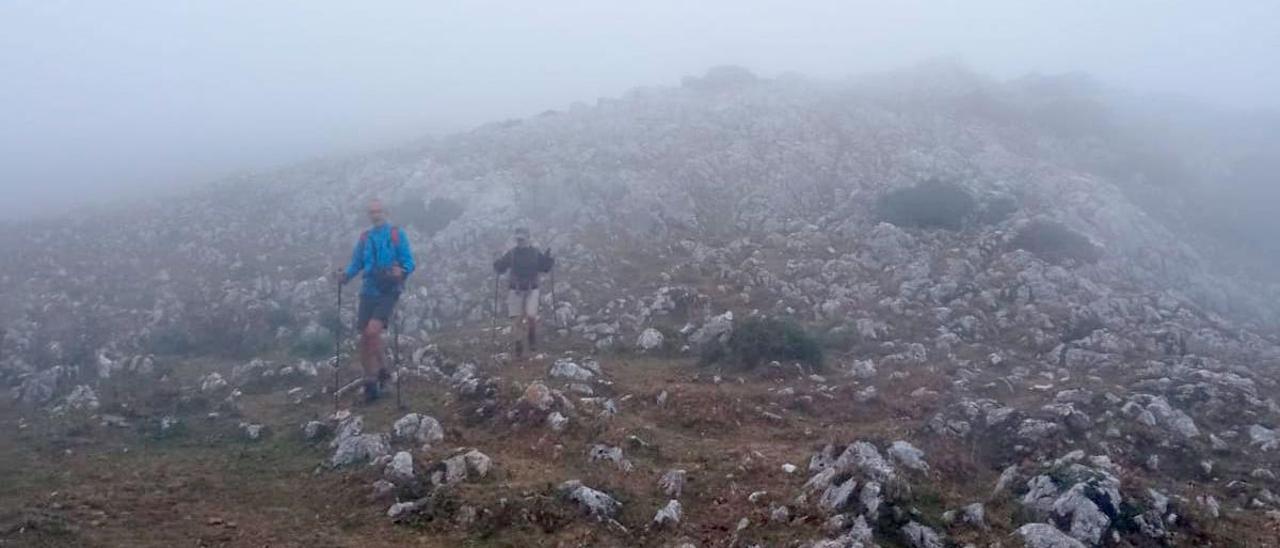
[510,246,542,279]
[360,226,400,249]
[360,226,402,293]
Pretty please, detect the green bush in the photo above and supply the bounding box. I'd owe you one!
[1011,220,1102,264]
[701,316,823,371]
[876,179,976,230]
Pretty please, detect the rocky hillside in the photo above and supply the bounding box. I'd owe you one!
[3,65,1280,546]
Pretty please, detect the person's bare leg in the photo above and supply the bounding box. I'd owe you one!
[511,315,525,357]
[527,316,538,351]
[359,327,373,379]
[363,319,385,382]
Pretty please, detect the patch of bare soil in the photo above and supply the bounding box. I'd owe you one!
[4,340,1280,546]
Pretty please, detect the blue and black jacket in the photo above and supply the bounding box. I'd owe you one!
[344,223,415,297]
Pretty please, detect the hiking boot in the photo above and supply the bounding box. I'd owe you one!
[528,325,537,352]
[362,381,381,404]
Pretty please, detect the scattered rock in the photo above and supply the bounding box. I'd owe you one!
[818,477,857,513]
[240,422,265,441]
[560,480,621,521]
[392,413,444,447]
[550,358,595,381]
[901,521,944,548]
[302,420,329,441]
[1016,523,1086,548]
[887,440,929,472]
[62,385,100,412]
[384,451,415,484]
[199,372,227,393]
[653,499,681,528]
[329,416,390,468]
[429,449,492,487]
[659,469,687,497]
[547,411,569,431]
[637,328,665,351]
[588,444,633,472]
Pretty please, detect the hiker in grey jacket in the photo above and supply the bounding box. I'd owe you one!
[493,227,553,357]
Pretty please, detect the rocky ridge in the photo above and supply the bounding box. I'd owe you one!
[3,65,1280,545]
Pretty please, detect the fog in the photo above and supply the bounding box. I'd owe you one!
[2,0,1278,219]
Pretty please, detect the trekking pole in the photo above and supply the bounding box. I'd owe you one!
[550,266,558,328]
[333,282,342,412]
[491,272,499,349]
[393,308,403,409]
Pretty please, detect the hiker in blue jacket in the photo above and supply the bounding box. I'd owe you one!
[336,198,415,402]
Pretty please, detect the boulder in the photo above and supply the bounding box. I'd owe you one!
[588,444,633,472]
[901,521,944,548]
[637,328,665,351]
[392,413,445,446]
[887,440,929,472]
[653,499,681,528]
[331,433,390,468]
[550,358,595,381]
[660,469,687,497]
[385,451,415,484]
[559,480,621,521]
[1016,523,1086,548]
[429,449,493,487]
[63,385,100,412]
[689,311,733,345]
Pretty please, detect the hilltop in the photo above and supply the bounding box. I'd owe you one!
[2,64,1280,547]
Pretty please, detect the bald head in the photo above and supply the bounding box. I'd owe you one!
[367,198,387,226]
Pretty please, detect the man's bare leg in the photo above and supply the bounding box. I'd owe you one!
[511,315,526,357]
[527,316,538,352]
[361,319,385,396]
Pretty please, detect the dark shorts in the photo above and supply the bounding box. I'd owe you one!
[357,293,400,331]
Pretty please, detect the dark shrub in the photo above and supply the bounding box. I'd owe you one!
[291,329,335,360]
[318,309,343,336]
[701,316,823,370]
[395,197,464,236]
[265,305,294,330]
[682,65,759,92]
[147,325,194,356]
[1011,220,1102,264]
[876,179,976,230]
[975,194,1019,226]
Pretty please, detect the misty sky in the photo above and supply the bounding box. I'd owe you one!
[2,0,1278,219]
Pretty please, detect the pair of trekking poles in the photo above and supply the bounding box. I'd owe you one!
[332,284,403,411]
[331,251,559,409]
[490,264,556,348]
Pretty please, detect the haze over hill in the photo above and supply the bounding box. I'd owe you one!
[3,0,1280,220]
[4,64,1280,546]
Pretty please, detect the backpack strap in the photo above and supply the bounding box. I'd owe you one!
[360,226,399,267]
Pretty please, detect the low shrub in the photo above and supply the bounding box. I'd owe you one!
[291,329,335,360]
[147,326,195,356]
[701,316,823,371]
[1011,220,1102,264]
[876,179,977,230]
[682,65,759,92]
[975,194,1019,226]
[265,306,294,330]
[395,197,464,237]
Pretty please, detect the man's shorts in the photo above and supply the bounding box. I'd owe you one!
[507,288,539,318]
[357,293,400,330]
